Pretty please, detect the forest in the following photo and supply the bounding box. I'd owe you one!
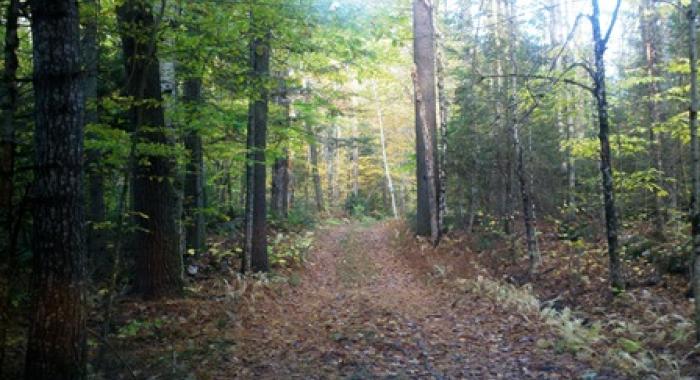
[2,0,700,378]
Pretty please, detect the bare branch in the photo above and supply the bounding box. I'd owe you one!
[603,0,622,46]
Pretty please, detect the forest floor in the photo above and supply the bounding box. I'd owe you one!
[95,220,631,379]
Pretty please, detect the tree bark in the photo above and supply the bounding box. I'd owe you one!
[271,76,290,219]
[243,25,270,273]
[308,123,325,212]
[688,0,700,342]
[118,0,183,299]
[81,0,108,278]
[0,0,19,372]
[435,4,448,233]
[413,69,440,246]
[372,82,398,219]
[25,1,87,378]
[640,0,665,239]
[413,0,440,240]
[590,0,623,291]
[184,78,205,254]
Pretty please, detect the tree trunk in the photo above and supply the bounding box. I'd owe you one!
[25,1,87,378]
[184,78,205,254]
[81,0,107,279]
[688,0,700,342]
[308,123,325,212]
[0,0,19,372]
[271,78,290,219]
[118,0,183,299]
[413,69,439,246]
[435,4,448,233]
[413,0,440,240]
[640,0,665,239]
[591,0,623,291]
[506,0,540,274]
[372,81,398,218]
[243,25,270,273]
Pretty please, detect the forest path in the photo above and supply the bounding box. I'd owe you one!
[227,221,596,379]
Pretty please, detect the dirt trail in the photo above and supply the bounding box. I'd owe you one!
[226,222,602,379]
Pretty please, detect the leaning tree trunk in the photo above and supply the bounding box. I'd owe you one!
[688,0,700,342]
[372,82,398,218]
[591,0,623,291]
[243,25,270,273]
[0,0,19,372]
[118,0,183,299]
[413,0,440,241]
[25,1,87,378]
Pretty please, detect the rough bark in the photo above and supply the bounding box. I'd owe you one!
[118,0,183,299]
[590,0,623,291]
[413,69,440,246]
[413,0,440,240]
[243,27,270,273]
[0,0,19,372]
[25,1,87,378]
[688,0,700,342]
[184,78,205,254]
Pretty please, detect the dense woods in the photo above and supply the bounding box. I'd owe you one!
[3,0,700,378]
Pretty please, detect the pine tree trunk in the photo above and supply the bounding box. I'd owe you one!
[271,77,290,219]
[591,0,623,291]
[0,0,19,372]
[25,1,87,378]
[413,0,440,240]
[184,78,205,254]
[118,0,183,299]
[243,27,270,273]
[435,7,448,233]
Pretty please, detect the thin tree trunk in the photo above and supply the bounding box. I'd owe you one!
[372,82,398,218]
[688,0,700,342]
[590,0,623,291]
[184,78,205,254]
[25,1,87,378]
[118,0,183,298]
[413,0,440,241]
[271,74,290,219]
[435,4,448,233]
[0,0,19,372]
[81,0,107,278]
[641,0,665,239]
[243,22,270,273]
[308,123,325,212]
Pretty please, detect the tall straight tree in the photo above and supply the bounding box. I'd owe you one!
[688,0,700,342]
[243,8,271,273]
[183,77,206,254]
[640,0,665,239]
[25,0,87,378]
[590,0,623,291]
[0,0,19,371]
[118,0,183,298]
[82,0,107,276]
[413,0,440,244]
